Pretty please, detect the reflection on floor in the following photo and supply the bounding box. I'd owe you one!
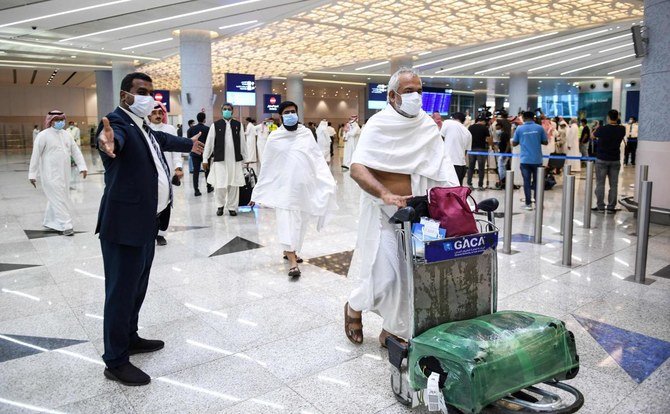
[0,147,669,414]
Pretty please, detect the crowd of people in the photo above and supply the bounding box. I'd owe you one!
[24,68,637,386]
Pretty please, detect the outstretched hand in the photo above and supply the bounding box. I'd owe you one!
[99,117,116,158]
[191,132,204,155]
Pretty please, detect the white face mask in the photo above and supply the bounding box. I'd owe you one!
[126,93,155,118]
[395,91,422,117]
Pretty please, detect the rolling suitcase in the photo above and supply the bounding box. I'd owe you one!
[238,166,257,207]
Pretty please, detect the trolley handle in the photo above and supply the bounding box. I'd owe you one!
[388,206,416,224]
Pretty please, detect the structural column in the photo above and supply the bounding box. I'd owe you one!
[95,70,115,119]
[255,78,272,121]
[611,78,623,112]
[111,61,135,102]
[508,71,529,115]
[390,55,413,73]
[637,0,670,211]
[486,78,497,109]
[286,74,304,122]
[179,29,212,135]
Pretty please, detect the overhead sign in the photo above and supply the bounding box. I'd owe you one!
[225,73,256,106]
[264,94,281,113]
[152,90,170,112]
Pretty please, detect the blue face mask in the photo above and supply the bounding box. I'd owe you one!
[222,109,233,119]
[282,113,298,127]
[53,120,66,130]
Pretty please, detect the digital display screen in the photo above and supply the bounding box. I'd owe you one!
[367,83,388,110]
[225,73,256,106]
[422,86,452,115]
[152,90,170,112]
[264,94,281,113]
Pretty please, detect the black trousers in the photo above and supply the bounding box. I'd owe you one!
[101,225,157,368]
[624,141,637,165]
[454,165,467,185]
[191,155,210,191]
[467,148,487,187]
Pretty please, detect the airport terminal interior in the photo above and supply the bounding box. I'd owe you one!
[0,1,669,413]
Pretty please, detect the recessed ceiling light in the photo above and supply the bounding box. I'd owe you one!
[122,38,173,50]
[0,0,131,29]
[0,39,158,61]
[355,61,389,71]
[219,20,258,30]
[527,54,592,72]
[561,54,636,75]
[59,0,262,42]
[607,64,642,75]
[599,43,633,53]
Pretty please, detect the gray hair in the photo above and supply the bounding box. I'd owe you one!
[387,67,421,102]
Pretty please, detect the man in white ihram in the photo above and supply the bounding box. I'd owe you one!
[148,101,183,246]
[341,115,360,170]
[28,110,88,236]
[344,68,459,346]
[315,119,332,164]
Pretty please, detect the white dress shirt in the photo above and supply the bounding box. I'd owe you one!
[441,119,472,166]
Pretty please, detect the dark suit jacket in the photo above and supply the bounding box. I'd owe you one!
[96,107,194,247]
[187,123,210,158]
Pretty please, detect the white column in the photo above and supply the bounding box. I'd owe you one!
[637,0,670,210]
[611,78,623,112]
[112,61,135,103]
[390,55,413,73]
[486,78,496,109]
[508,71,529,115]
[95,70,114,118]
[286,74,304,122]
[179,29,212,133]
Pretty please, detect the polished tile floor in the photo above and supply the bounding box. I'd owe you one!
[1,147,669,414]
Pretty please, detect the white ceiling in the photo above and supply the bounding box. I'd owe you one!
[0,0,645,88]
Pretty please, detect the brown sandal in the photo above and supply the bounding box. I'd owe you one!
[344,302,363,344]
[288,266,301,277]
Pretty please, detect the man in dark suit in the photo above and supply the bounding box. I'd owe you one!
[96,72,204,386]
[187,112,211,196]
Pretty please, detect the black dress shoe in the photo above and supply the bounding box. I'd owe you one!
[156,236,167,246]
[129,337,165,355]
[207,185,214,193]
[216,207,224,216]
[194,189,202,197]
[229,210,238,216]
[104,362,150,386]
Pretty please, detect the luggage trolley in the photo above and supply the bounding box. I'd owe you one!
[386,198,583,414]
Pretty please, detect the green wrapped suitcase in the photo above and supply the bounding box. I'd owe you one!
[408,311,579,414]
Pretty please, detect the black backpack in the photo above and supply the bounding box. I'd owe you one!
[545,173,556,190]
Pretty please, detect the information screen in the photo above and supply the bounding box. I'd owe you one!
[422,87,452,115]
[225,73,256,106]
[367,83,388,110]
[264,94,281,113]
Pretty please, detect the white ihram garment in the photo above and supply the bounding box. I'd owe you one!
[342,122,360,168]
[203,120,247,210]
[251,125,338,252]
[28,128,87,231]
[566,124,581,172]
[347,106,459,340]
[315,120,331,163]
[149,122,184,237]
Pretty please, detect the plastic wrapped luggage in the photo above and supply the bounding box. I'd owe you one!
[238,166,256,206]
[408,311,579,414]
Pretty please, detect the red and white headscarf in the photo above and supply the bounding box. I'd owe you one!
[153,100,168,124]
[44,109,65,129]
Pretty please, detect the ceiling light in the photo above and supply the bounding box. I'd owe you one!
[0,39,158,61]
[355,61,389,71]
[0,0,131,29]
[60,0,261,42]
[0,59,111,69]
[561,54,636,75]
[418,51,432,56]
[122,38,173,50]
[527,54,592,72]
[599,43,633,53]
[219,20,258,30]
[438,29,615,74]
[415,32,559,69]
[607,64,642,75]
[304,78,365,86]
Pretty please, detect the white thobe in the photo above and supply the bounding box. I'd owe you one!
[203,120,247,210]
[68,126,81,146]
[566,124,581,172]
[347,106,459,340]
[315,121,331,164]
[29,128,87,231]
[149,122,183,174]
[32,128,39,142]
[342,122,360,168]
[245,123,258,164]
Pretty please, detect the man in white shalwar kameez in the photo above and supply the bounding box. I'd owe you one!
[251,101,338,278]
[202,103,247,217]
[566,118,581,172]
[28,110,88,236]
[344,69,459,346]
[341,115,360,169]
[148,102,183,245]
[244,117,258,170]
[315,119,332,164]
